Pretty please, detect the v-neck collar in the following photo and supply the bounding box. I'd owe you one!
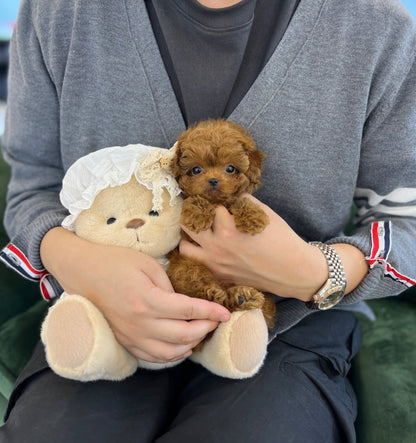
[222,0,300,119]
[230,0,328,130]
[124,0,327,142]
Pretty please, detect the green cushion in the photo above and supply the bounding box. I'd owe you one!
[354,290,416,443]
[0,301,48,425]
[0,266,42,326]
[0,154,41,325]
[0,149,48,424]
[0,301,48,396]
[0,394,7,424]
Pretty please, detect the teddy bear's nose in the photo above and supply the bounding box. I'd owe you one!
[126,218,145,229]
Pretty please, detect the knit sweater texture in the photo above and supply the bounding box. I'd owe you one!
[1,0,416,334]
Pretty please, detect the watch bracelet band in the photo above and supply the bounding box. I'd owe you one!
[308,241,347,306]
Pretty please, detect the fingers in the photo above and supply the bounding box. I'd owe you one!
[241,193,273,215]
[211,204,236,231]
[178,238,205,263]
[125,319,218,363]
[180,224,211,245]
[128,342,193,363]
[148,268,175,293]
[114,289,228,364]
[151,318,219,345]
[149,288,230,322]
[180,204,235,245]
[142,256,175,293]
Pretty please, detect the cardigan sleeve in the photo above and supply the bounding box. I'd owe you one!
[329,25,416,304]
[0,0,67,300]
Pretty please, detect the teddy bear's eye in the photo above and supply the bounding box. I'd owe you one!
[191,166,203,175]
[225,165,236,174]
[107,217,117,225]
[148,210,159,217]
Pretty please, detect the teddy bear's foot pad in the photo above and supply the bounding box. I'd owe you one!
[42,296,98,370]
[229,309,268,373]
[41,294,138,381]
[190,309,268,379]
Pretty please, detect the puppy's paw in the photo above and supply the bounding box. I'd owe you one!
[225,286,265,311]
[181,196,216,233]
[230,199,269,235]
[262,296,277,329]
[205,286,228,306]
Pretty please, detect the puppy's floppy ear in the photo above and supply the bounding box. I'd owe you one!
[245,148,265,193]
[229,121,265,193]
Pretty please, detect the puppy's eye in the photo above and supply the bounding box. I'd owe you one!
[107,217,117,225]
[148,210,159,217]
[225,165,236,174]
[191,166,203,175]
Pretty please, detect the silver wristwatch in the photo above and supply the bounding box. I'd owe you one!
[307,242,347,310]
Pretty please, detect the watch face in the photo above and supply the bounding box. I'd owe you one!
[318,288,345,310]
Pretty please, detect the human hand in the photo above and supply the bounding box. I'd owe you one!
[41,228,230,363]
[179,195,367,301]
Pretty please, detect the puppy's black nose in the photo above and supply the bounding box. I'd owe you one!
[208,178,219,187]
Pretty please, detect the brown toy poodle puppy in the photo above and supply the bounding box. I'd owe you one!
[167,119,276,329]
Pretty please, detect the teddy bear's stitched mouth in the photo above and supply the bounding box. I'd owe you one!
[134,232,149,244]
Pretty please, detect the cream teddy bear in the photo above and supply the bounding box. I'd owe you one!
[41,144,269,381]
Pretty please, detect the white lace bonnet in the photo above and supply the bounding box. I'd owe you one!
[60,143,180,231]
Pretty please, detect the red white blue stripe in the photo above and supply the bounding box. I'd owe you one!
[369,221,416,287]
[40,273,56,301]
[368,221,391,266]
[0,243,45,281]
[0,243,57,300]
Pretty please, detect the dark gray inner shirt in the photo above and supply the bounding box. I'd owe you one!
[148,0,255,124]
[146,0,300,125]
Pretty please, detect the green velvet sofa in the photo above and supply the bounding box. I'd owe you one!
[0,153,415,440]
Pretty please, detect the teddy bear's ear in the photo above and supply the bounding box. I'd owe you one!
[169,142,182,179]
[159,157,171,170]
[157,143,177,171]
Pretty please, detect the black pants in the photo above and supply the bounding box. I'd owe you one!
[0,310,361,443]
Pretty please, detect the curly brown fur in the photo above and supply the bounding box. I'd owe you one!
[167,119,276,332]
[171,119,265,206]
